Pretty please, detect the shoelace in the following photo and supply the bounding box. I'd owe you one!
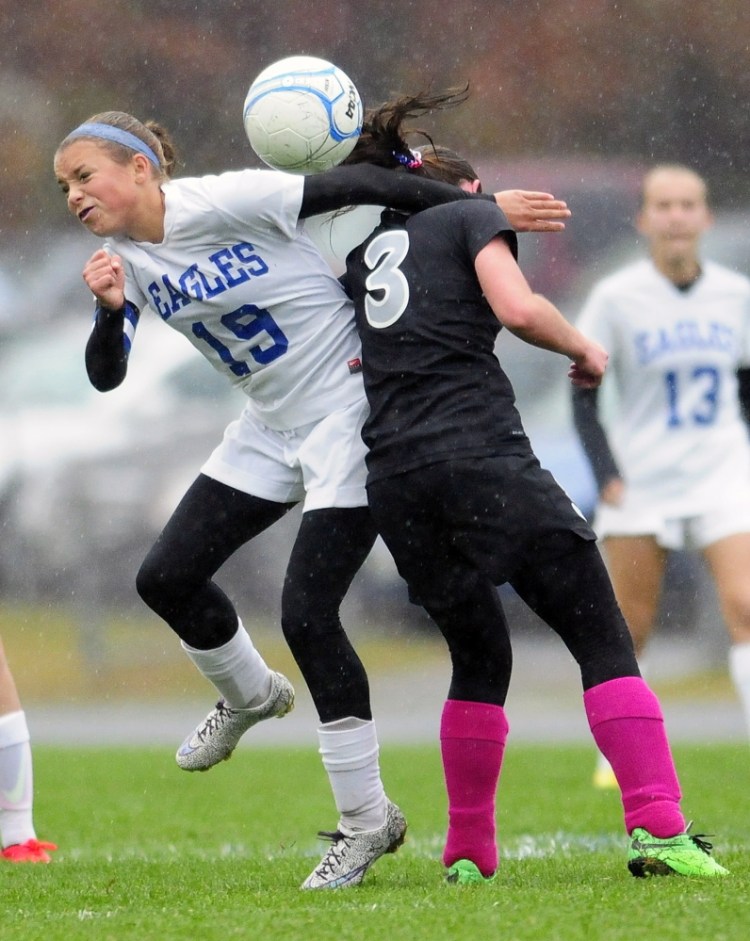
[197,701,234,741]
[685,821,715,855]
[313,830,355,875]
[689,833,715,855]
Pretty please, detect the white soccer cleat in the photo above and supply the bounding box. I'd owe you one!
[176,671,295,771]
[301,800,407,890]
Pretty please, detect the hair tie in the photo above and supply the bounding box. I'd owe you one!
[393,148,423,169]
[65,122,161,168]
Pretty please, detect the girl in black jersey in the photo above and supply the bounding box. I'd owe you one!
[342,93,728,883]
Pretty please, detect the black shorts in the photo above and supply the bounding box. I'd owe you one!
[367,453,595,609]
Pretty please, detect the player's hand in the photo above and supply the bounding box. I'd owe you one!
[568,339,608,388]
[83,249,126,310]
[600,477,625,506]
[493,190,571,232]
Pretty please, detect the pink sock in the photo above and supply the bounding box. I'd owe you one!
[584,677,685,837]
[440,699,509,877]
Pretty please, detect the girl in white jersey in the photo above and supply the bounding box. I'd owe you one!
[0,637,56,863]
[53,109,570,889]
[573,164,750,785]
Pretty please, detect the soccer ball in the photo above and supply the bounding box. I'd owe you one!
[243,56,363,174]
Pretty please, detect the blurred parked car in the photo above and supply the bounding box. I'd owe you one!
[5,181,743,642]
[0,315,246,604]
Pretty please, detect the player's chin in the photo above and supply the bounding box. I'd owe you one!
[87,218,123,238]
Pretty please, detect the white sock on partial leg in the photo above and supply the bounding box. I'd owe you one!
[181,620,272,708]
[728,641,750,739]
[317,717,387,833]
[0,711,35,848]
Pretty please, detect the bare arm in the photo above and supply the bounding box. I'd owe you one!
[474,236,607,387]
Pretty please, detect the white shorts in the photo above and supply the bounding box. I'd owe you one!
[594,498,750,551]
[201,397,369,511]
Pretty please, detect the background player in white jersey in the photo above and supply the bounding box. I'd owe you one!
[572,164,750,786]
[342,99,727,883]
[0,636,56,863]
[53,110,568,889]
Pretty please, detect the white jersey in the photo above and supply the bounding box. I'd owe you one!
[106,169,364,430]
[578,257,750,515]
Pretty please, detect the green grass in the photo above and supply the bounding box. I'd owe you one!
[2,743,748,941]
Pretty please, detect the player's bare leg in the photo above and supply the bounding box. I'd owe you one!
[0,638,57,863]
[703,533,750,737]
[602,535,668,654]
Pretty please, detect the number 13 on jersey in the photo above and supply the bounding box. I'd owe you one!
[664,365,720,427]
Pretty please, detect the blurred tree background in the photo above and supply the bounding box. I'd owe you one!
[2,0,750,239]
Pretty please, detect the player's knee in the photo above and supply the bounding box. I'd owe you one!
[281,604,342,650]
[135,552,182,614]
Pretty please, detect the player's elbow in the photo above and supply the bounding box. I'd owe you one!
[87,371,124,393]
[85,352,127,392]
[497,297,539,333]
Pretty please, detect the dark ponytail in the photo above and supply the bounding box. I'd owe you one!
[343,85,478,186]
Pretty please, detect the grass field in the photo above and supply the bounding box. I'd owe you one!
[2,742,748,941]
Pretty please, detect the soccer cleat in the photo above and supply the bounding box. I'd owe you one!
[628,824,729,878]
[445,859,496,885]
[176,671,295,771]
[301,799,407,889]
[1,839,58,863]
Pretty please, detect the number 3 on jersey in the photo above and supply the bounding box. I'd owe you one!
[363,230,410,328]
[192,304,288,377]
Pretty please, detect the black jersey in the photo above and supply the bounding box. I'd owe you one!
[345,199,531,482]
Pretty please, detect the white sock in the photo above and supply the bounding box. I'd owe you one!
[181,620,271,708]
[728,641,750,739]
[317,717,387,833]
[0,711,35,848]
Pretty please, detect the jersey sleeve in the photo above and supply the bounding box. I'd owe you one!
[457,200,518,262]
[300,163,495,218]
[571,386,621,490]
[576,281,616,350]
[738,280,750,367]
[85,300,141,392]
[187,170,305,241]
[572,280,621,489]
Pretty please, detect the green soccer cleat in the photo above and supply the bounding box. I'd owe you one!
[628,824,729,878]
[445,859,497,885]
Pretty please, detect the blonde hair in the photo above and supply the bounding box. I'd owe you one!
[57,111,178,179]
